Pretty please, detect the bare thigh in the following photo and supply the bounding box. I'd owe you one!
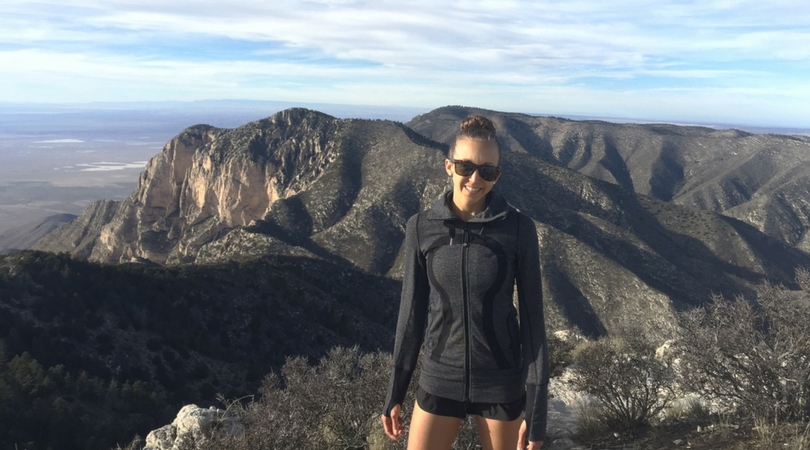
[407,400,464,450]
[475,414,523,450]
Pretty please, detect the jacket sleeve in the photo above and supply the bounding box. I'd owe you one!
[382,213,431,416]
[516,214,549,442]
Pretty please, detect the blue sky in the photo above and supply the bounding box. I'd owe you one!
[1,1,809,127]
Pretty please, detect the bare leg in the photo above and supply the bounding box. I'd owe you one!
[407,400,463,450]
[475,414,523,450]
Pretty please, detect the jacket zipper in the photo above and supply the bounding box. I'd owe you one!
[461,223,471,402]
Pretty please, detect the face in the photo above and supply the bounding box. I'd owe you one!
[445,138,501,213]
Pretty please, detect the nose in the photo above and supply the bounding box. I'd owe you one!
[467,168,482,183]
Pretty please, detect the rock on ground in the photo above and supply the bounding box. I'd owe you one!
[143,404,244,450]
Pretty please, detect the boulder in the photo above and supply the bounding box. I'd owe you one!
[143,404,244,450]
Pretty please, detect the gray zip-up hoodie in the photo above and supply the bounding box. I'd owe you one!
[383,191,549,442]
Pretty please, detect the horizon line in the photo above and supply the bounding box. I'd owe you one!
[1,99,808,135]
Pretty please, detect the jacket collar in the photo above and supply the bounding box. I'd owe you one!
[426,191,510,223]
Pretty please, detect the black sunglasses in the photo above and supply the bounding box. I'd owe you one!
[448,158,501,182]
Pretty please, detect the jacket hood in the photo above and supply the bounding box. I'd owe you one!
[425,191,511,223]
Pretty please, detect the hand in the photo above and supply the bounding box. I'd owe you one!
[381,403,405,441]
[517,419,543,449]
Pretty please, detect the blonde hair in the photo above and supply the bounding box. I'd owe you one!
[450,115,501,162]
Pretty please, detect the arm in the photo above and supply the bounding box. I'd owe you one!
[382,214,431,438]
[516,214,549,444]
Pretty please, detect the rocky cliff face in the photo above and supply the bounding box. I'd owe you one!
[37,109,346,264]
[33,107,810,336]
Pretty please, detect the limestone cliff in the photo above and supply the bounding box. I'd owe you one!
[39,108,345,264]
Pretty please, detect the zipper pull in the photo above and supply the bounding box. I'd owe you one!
[462,224,468,246]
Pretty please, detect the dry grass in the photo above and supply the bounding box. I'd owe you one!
[572,398,610,443]
[663,396,710,422]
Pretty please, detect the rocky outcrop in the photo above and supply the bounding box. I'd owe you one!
[144,404,244,450]
[37,109,346,264]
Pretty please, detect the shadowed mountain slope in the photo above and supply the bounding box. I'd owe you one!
[33,108,810,337]
[0,250,399,449]
[408,106,810,251]
[0,213,76,254]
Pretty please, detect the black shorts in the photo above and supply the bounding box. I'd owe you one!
[416,385,524,421]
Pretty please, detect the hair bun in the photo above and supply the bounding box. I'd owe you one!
[460,115,496,134]
[451,114,501,160]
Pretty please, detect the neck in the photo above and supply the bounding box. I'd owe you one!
[449,193,487,222]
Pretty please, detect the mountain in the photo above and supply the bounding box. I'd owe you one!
[32,107,810,338]
[407,106,810,252]
[0,213,76,254]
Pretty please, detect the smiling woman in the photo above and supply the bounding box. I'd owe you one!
[382,115,549,450]
[444,116,503,222]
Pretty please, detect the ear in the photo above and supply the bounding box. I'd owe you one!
[444,159,454,177]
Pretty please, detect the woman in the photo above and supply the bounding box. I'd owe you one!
[381,116,549,450]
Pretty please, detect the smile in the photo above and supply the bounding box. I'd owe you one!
[464,186,482,193]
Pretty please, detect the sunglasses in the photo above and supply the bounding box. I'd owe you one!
[448,158,501,182]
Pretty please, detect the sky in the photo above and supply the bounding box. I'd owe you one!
[1,0,809,128]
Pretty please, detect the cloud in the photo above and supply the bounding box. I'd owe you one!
[60,161,148,172]
[1,1,809,126]
[7,1,807,68]
[34,139,85,143]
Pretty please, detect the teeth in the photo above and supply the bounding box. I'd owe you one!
[465,186,482,193]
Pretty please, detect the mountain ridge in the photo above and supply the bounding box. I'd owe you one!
[0,213,76,254]
[408,106,810,251]
[31,106,810,339]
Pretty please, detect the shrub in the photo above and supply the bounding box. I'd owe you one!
[569,333,675,432]
[677,270,810,423]
[662,395,710,422]
[212,346,395,450]
[202,346,484,450]
[572,397,610,442]
[547,331,580,377]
